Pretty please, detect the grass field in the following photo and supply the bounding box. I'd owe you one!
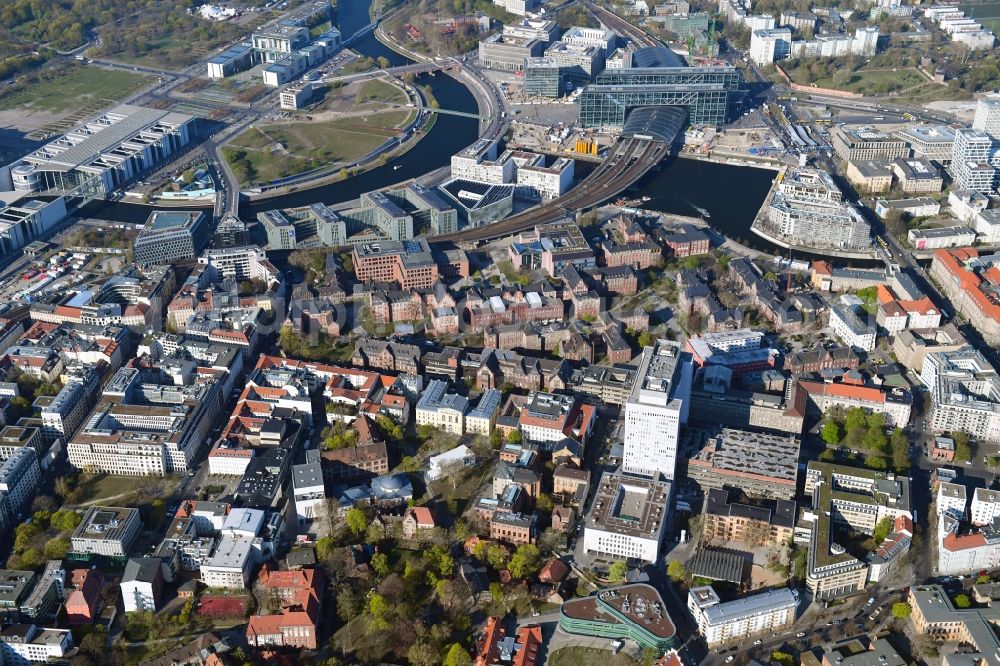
[783,66,926,96]
[548,648,639,666]
[223,109,416,186]
[354,79,408,108]
[0,67,152,114]
[73,474,179,506]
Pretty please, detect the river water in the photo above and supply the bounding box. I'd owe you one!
[78,0,803,258]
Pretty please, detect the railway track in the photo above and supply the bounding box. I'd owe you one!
[430,138,669,244]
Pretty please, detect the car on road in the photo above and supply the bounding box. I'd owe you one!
[753,640,763,646]
[796,632,806,638]
[725,657,734,663]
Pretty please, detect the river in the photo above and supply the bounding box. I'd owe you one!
[78,0,806,260]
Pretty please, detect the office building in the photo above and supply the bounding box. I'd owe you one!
[832,126,908,162]
[950,128,996,193]
[516,157,574,199]
[200,536,255,589]
[805,462,910,599]
[279,82,313,110]
[0,192,68,256]
[974,93,1000,140]
[258,203,347,250]
[493,0,540,16]
[685,428,800,500]
[895,125,957,164]
[921,347,1000,441]
[71,506,142,559]
[478,32,545,71]
[582,472,670,563]
[579,52,745,128]
[930,249,1000,346]
[6,104,194,197]
[502,19,560,42]
[976,209,1000,243]
[134,210,210,265]
[749,28,791,65]
[291,462,325,524]
[68,367,221,476]
[622,340,692,480]
[560,584,676,652]
[0,624,73,665]
[352,238,439,289]
[892,157,943,193]
[207,43,255,78]
[846,160,893,193]
[688,587,796,646]
[829,302,876,351]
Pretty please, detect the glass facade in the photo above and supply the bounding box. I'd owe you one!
[524,64,562,97]
[579,66,745,128]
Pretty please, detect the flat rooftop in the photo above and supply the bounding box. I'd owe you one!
[561,583,676,639]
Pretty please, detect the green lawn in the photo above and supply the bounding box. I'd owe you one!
[223,109,416,186]
[0,67,152,113]
[783,66,926,96]
[548,648,640,666]
[354,79,408,108]
[72,474,177,506]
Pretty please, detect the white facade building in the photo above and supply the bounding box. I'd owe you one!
[622,340,692,480]
[200,536,255,589]
[120,557,162,612]
[516,157,574,200]
[829,303,876,352]
[971,488,1000,526]
[291,462,325,524]
[582,473,670,563]
[71,506,142,557]
[921,347,1000,442]
[415,379,469,435]
[976,209,1000,244]
[750,28,791,65]
[0,447,40,518]
[688,587,797,646]
[0,625,73,666]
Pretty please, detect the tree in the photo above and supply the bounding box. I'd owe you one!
[954,594,971,609]
[770,651,795,666]
[508,544,541,579]
[821,421,842,446]
[367,594,392,632]
[845,407,867,433]
[489,430,502,449]
[485,543,509,571]
[506,430,522,445]
[535,493,554,512]
[953,431,972,462]
[891,602,912,619]
[346,507,368,536]
[443,643,472,666]
[609,560,628,583]
[371,552,390,578]
[667,559,688,583]
[873,516,893,543]
[408,643,439,666]
[489,582,504,604]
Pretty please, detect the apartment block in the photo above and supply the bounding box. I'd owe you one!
[688,587,796,646]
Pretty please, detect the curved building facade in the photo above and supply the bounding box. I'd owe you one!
[559,583,676,651]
